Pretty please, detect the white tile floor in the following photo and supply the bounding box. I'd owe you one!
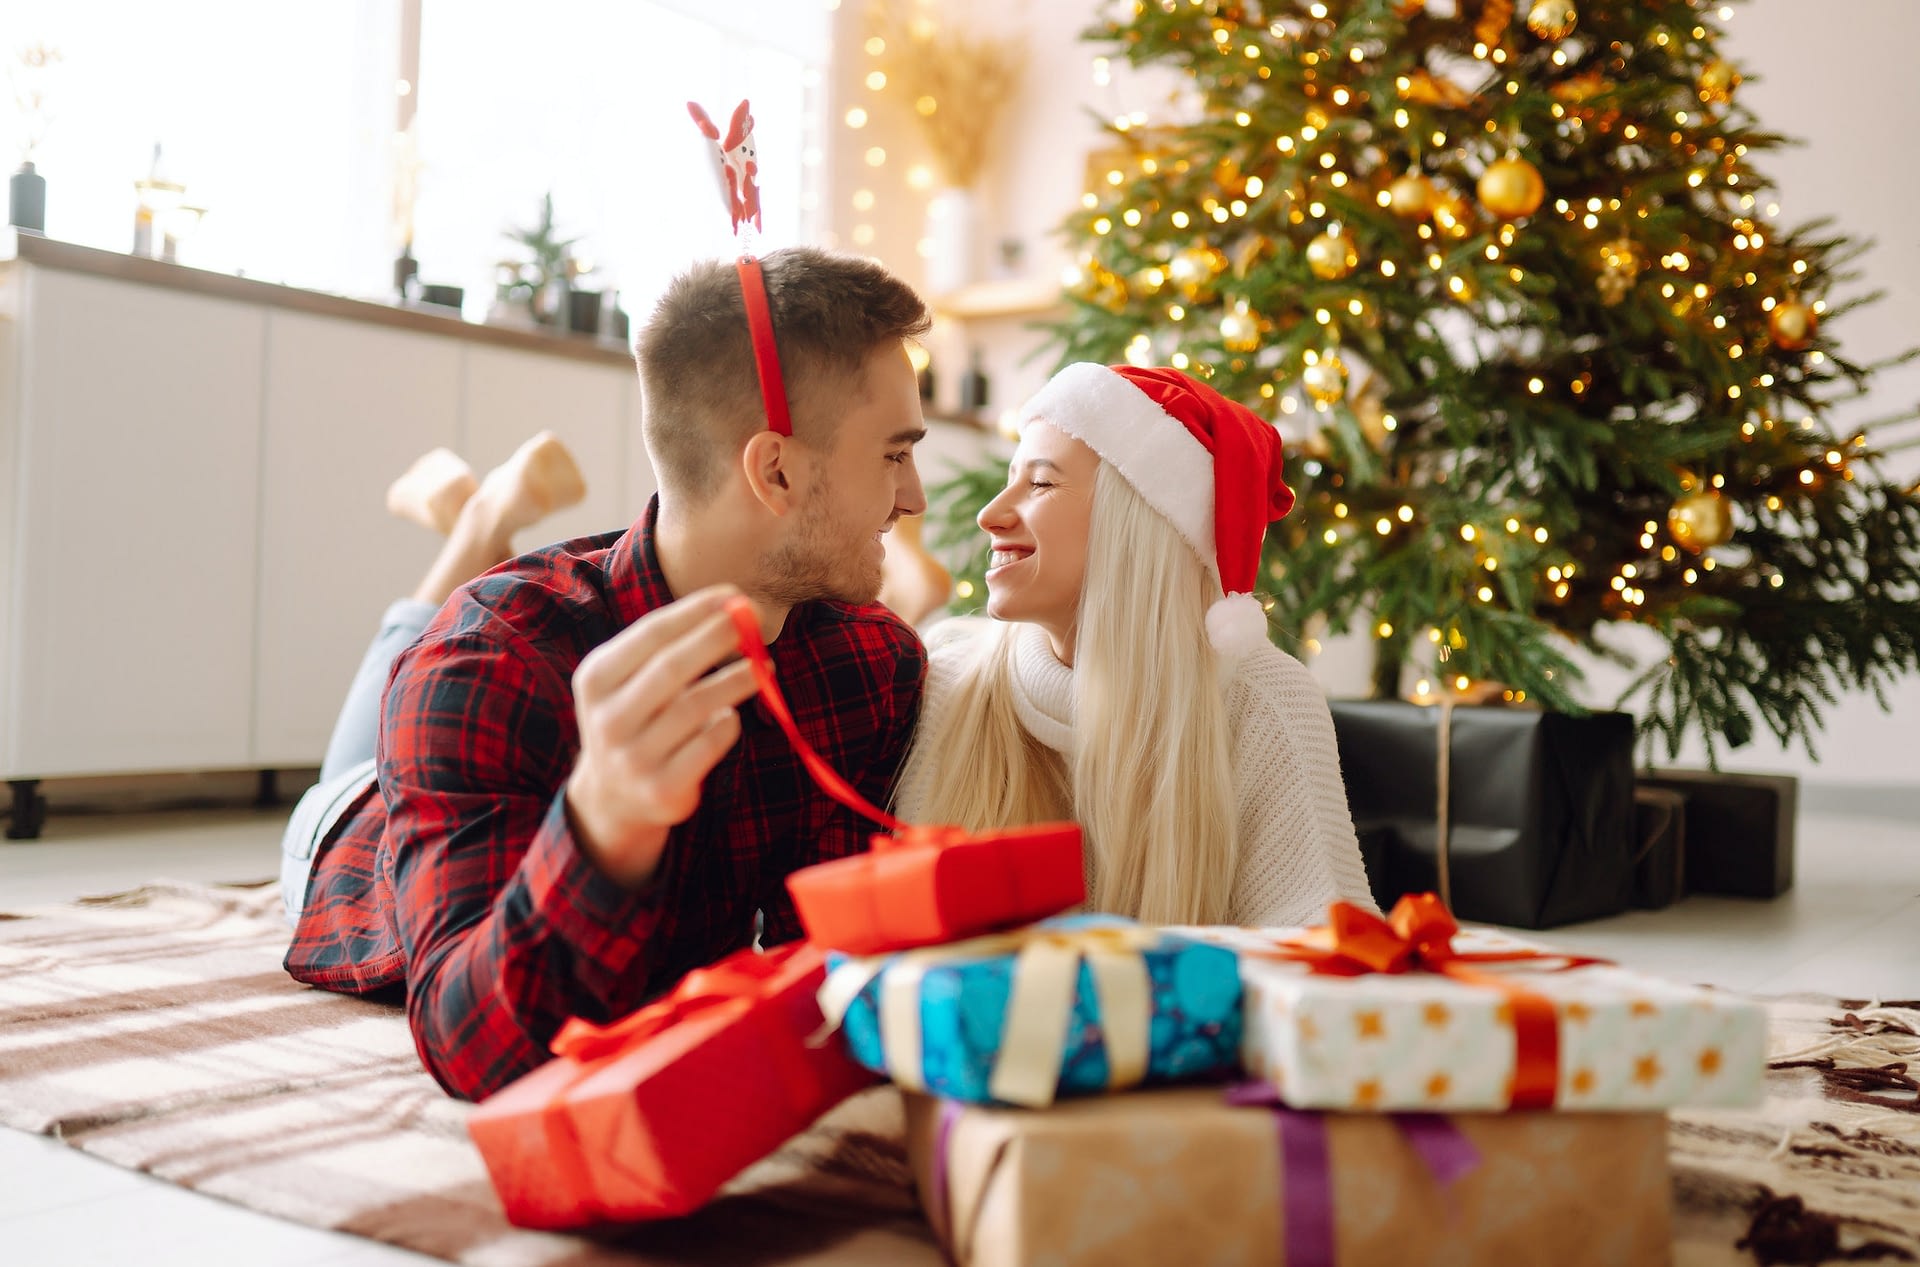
[1,801,1917,1265]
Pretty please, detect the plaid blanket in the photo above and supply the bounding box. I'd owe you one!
[1,880,1915,1265]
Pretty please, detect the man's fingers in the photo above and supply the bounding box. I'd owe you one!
[654,707,744,794]
[573,584,741,706]
[620,661,760,768]
[590,611,751,746]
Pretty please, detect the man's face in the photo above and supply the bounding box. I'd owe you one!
[760,343,928,607]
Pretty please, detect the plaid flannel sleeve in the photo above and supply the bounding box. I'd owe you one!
[377,619,666,1102]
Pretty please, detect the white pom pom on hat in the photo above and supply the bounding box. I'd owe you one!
[1014,362,1296,656]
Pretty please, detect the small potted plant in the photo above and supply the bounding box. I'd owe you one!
[499,191,581,327]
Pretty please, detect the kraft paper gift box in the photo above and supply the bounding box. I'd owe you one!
[1182,895,1765,1113]
[786,822,1086,955]
[819,914,1241,1107]
[903,1087,1673,1267]
[467,942,877,1229]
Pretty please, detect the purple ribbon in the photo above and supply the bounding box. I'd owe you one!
[1225,1081,1482,1266]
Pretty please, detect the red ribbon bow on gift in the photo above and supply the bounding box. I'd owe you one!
[550,943,802,1062]
[1260,894,1606,1110]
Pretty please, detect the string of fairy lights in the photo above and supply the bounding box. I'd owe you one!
[1056,0,1876,693]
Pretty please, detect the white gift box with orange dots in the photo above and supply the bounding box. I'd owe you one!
[1180,922,1767,1113]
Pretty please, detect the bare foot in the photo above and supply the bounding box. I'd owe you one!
[386,448,479,536]
[465,431,588,546]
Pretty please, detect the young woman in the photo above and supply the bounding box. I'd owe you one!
[896,363,1375,928]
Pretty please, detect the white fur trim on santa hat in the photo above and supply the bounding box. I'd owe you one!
[1206,592,1270,657]
[1016,362,1217,578]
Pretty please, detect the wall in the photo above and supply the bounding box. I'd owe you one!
[828,0,1920,796]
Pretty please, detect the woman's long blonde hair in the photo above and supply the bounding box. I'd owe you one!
[899,463,1240,924]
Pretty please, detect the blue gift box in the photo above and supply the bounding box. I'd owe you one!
[821,914,1242,1107]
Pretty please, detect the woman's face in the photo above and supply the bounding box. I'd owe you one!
[976,422,1098,656]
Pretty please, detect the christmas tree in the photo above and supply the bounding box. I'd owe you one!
[929,0,1920,761]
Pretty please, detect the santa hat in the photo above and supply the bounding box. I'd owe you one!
[1014,362,1295,657]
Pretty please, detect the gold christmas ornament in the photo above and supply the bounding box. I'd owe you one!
[1525,0,1577,40]
[1386,172,1438,220]
[1477,154,1546,219]
[1168,246,1222,298]
[1769,300,1818,351]
[1395,0,1426,16]
[1351,376,1392,450]
[1305,227,1359,280]
[1220,302,1263,353]
[1698,59,1740,106]
[1302,351,1349,406]
[1596,237,1642,306]
[1669,489,1733,553]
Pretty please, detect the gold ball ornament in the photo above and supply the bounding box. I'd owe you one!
[1305,229,1359,280]
[1525,0,1577,40]
[1698,59,1740,106]
[1477,155,1546,219]
[1168,246,1220,299]
[1386,172,1439,220]
[1302,352,1350,406]
[1769,300,1818,352]
[1668,490,1734,553]
[1220,305,1264,353]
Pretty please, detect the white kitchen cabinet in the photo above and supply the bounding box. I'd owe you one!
[0,233,645,836]
[4,268,266,781]
[252,311,464,767]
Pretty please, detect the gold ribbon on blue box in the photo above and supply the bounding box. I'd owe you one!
[818,915,1242,1108]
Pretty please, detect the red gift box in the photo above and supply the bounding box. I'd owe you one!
[786,824,1084,955]
[467,942,877,1229]
[725,596,1086,956]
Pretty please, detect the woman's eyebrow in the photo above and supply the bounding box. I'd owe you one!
[1009,457,1064,477]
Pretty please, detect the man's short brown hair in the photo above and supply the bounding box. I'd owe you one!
[636,246,931,500]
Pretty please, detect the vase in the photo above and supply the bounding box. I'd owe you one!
[10,161,46,234]
[924,186,978,300]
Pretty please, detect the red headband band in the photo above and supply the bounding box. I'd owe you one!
[687,97,793,437]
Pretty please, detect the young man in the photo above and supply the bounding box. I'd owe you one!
[283,247,933,1101]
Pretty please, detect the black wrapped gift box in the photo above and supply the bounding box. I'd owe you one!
[1630,786,1688,910]
[1635,768,1797,898]
[1330,700,1638,930]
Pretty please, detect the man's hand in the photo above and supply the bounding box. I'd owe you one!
[565,585,761,888]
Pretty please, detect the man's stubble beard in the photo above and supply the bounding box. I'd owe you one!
[753,477,885,608]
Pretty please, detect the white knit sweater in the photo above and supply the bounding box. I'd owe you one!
[897,620,1379,927]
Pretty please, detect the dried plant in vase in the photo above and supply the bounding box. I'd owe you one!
[874,2,1025,295]
[876,2,1025,191]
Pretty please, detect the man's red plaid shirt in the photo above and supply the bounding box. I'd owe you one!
[285,502,925,1101]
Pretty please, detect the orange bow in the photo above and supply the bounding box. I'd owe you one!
[1261,894,1605,1110]
[551,943,804,1063]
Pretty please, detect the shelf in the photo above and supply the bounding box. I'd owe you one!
[931,276,1067,321]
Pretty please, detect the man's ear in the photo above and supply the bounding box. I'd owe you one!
[741,430,800,515]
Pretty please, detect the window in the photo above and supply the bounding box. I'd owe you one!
[8,0,826,313]
[411,0,825,320]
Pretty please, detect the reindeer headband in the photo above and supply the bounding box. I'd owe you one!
[687,99,792,437]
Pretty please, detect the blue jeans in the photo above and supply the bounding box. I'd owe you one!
[279,599,438,925]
